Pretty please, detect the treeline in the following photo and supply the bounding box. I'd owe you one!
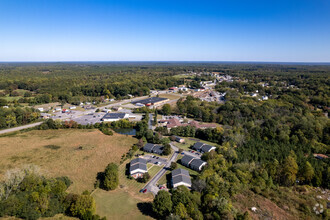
[0,166,106,220]
[0,63,185,104]
[0,106,40,129]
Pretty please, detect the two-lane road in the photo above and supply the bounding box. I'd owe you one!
[0,122,43,135]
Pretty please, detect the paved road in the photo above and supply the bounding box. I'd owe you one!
[0,122,43,135]
[143,143,179,195]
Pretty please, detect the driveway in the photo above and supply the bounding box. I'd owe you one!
[0,122,43,135]
[142,143,179,195]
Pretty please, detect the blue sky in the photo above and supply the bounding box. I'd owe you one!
[0,0,329,62]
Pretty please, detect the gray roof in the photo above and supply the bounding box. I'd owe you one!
[172,168,190,178]
[172,175,192,186]
[193,142,205,150]
[143,143,155,152]
[201,144,215,152]
[130,163,147,172]
[190,159,206,170]
[130,158,147,165]
[180,155,195,166]
[102,113,126,120]
[152,145,164,154]
[131,97,168,105]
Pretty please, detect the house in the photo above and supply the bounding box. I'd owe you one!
[192,142,205,151]
[143,143,163,155]
[129,158,148,179]
[102,113,129,122]
[37,107,44,112]
[180,155,207,172]
[111,106,122,111]
[174,136,185,143]
[190,159,207,171]
[172,168,191,188]
[55,107,62,111]
[3,106,9,108]
[69,106,76,110]
[180,155,195,167]
[192,142,216,153]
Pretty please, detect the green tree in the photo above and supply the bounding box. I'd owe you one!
[70,194,96,219]
[300,161,314,184]
[103,163,119,190]
[162,104,171,115]
[152,190,173,218]
[162,144,171,156]
[173,203,188,219]
[282,154,298,186]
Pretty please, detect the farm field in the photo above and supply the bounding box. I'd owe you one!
[0,129,137,193]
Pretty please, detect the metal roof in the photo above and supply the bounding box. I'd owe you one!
[131,97,168,105]
[102,113,126,119]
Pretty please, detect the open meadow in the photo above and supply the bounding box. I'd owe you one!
[0,129,137,193]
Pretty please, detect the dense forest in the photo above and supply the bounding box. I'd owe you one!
[0,62,329,219]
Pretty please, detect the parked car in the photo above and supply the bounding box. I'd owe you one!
[143,189,147,193]
[159,185,165,189]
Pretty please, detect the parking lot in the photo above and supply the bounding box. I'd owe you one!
[71,112,106,125]
[142,154,168,165]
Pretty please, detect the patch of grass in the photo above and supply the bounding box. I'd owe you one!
[158,93,182,100]
[92,189,153,220]
[44,145,61,150]
[173,137,219,151]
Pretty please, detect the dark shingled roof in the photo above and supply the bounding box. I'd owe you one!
[102,113,126,120]
[180,155,195,166]
[172,168,190,178]
[201,144,215,152]
[130,158,147,165]
[193,142,205,151]
[130,163,147,172]
[172,175,192,185]
[152,145,164,154]
[143,143,155,152]
[190,159,206,170]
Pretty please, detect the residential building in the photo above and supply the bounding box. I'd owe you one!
[129,158,148,179]
[143,143,164,155]
[172,168,191,188]
[174,136,185,143]
[190,159,207,171]
[192,142,216,153]
[180,155,195,167]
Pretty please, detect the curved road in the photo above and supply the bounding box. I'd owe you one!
[0,122,43,135]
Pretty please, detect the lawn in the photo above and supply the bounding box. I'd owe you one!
[92,189,153,220]
[0,129,137,193]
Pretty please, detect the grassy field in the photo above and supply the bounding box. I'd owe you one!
[173,137,219,151]
[158,93,182,100]
[0,129,137,193]
[92,189,153,220]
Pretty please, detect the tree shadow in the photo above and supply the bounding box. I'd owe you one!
[137,202,158,219]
